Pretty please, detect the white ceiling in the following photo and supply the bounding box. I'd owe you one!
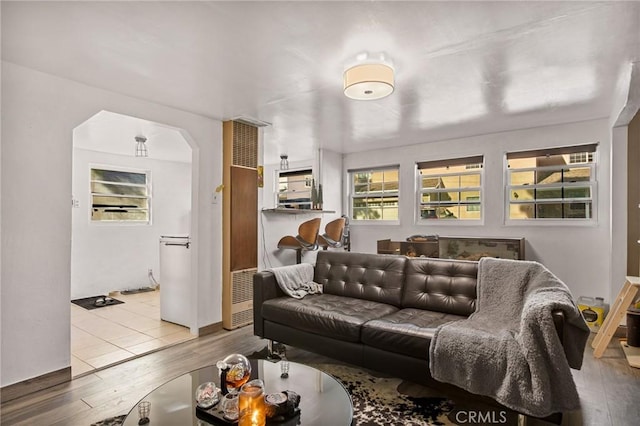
[74,111,192,163]
[2,1,639,164]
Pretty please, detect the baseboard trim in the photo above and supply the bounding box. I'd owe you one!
[199,321,224,336]
[1,366,71,403]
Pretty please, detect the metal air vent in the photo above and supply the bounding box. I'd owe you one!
[232,116,272,128]
[224,268,256,329]
[232,121,258,168]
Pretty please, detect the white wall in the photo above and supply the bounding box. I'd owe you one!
[609,62,640,303]
[1,62,221,387]
[610,127,628,305]
[342,119,611,301]
[258,150,343,269]
[71,148,191,299]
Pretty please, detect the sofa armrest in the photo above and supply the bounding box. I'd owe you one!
[552,309,565,345]
[253,271,286,337]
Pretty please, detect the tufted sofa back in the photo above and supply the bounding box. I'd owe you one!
[403,257,477,316]
[315,251,406,307]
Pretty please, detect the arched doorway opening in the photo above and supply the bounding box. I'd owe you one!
[70,110,196,377]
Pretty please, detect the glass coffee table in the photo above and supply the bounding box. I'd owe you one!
[123,359,353,425]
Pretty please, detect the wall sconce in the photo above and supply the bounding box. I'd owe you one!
[135,136,148,157]
[257,166,264,188]
[279,155,289,170]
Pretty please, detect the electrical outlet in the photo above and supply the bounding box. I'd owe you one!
[148,268,153,275]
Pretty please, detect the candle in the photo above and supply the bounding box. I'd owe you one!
[239,379,266,426]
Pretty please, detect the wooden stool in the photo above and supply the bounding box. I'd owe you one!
[317,218,346,250]
[277,217,321,264]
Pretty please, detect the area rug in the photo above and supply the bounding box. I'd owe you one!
[90,415,125,426]
[71,295,124,310]
[311,362,455,426]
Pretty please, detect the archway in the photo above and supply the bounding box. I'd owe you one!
[70,110,196,376]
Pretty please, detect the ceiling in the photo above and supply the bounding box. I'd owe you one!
[2,1,639,164]
[74,111,192,163]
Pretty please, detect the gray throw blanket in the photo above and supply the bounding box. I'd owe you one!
[429,257,589,418]
[269,263,323,299]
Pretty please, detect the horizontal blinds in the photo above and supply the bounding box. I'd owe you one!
[279,169,311,177]
[348,164,399,173]
[416,155,483,170]
[506,143,598,160]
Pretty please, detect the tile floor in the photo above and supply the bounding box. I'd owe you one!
[70,289,195,377]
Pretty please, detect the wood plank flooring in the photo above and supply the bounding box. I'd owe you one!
[1,328,638,426]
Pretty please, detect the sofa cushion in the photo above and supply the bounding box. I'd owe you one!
[314,251,406,307]
[261,294,398,342]
[361,308,466,357]
[402,257,477,316]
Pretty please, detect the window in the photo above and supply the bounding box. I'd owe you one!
[278,169,313,209]
[417,156,483,221]
[91,167,150,223]
[349,166,399,221]
[506,144,597,221]
[569,152,594,164]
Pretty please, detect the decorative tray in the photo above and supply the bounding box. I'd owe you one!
[195,405,300,426]
[195,403,236,425]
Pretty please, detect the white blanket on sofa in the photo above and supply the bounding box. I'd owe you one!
[429,257,589,418]
[269,263,323,299]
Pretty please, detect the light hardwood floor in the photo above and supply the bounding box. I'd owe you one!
[1,328,638,426]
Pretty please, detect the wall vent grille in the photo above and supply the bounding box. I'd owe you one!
[232,116,272,128]
[231,269,254,305]
[232,310,254,328]
[233,121,258,168]
[225,268,256,329]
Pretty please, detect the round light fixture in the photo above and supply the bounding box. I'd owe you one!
[343,63,394,100]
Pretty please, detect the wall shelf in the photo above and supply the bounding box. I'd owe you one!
[262,208,335,215]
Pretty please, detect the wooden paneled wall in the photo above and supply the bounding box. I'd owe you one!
[230,166,258,270]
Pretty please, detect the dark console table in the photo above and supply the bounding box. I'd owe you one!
[377,236,525,260]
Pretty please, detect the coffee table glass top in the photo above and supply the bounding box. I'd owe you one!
[123,359,353,425]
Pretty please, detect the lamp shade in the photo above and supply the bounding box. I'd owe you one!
[343,63,394,100]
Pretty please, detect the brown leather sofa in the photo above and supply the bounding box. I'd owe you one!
[253,251,566,418]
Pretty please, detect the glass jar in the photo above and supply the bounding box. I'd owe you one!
[195,382,219,409]
[238,379,266,426]
[221,393,239,421]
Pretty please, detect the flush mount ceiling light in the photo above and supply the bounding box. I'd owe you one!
[135,135,148,157]
[344,62,395,100]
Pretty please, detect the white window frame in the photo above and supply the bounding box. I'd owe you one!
[569,152,594,164]
[416,156,484,224]
[89,165,151,225]
[504,144,597,225]
[348,165,400,224]
[276,167,314,210]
